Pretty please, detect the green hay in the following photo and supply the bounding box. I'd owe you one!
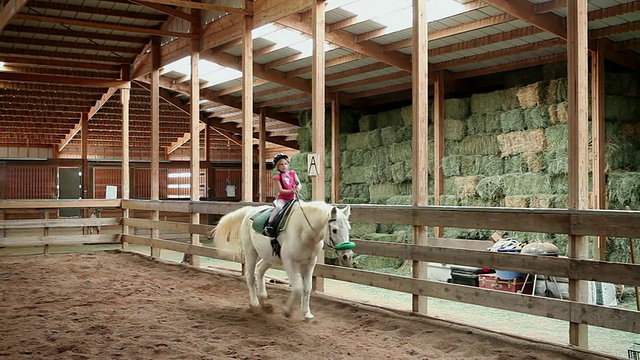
[467,113,501,135]
[454,176,479,198]
[365,129,383,149]
[390,161,412,184]
[459,135,500,156]
[340,108,361,133]
[524,105,550,129]
[605,73,640,97]
[445,140,462,156]
[460,155,478,176]
[441,155,462,177]
[341,183,369,199]
[605,123,639,171]
[500,109,526,133]
[550,174,568,195]
[389,141,413,163]
[359,114,378,132]
[381,126,406,145]
[606,237,640,263]
[297,126,312,152]
[529,194,553,208]
[543,63,567,81]
[341,149,363,167]
[369,182,411,204]
[546,78,567,104]
[345,132,369,150]
[477,155,504,176]
[444,98,471,120]
[545,124,568,150]
[605,95,640,121]
[400,105,412,126]
[476,175,504,200]
[501,88,520,110]
[377,108,404,128]
[439,195,459,206]
[607,172,640,210]
[504,154,527,174]
[547,103,569,124]
[502,173,551,196]
[470,90,503,114]
[386,195,412,205]
[543,149,568,175]
[444,119,466,140]
[353,255,403,271]
[459,198,499,207]
[341,165,369,184]
[444,177,457,195]
[339,133,349,151]
[550,194,567,208]
[298,109,312,128]
[340,197,369,204]
[497,129,546,157]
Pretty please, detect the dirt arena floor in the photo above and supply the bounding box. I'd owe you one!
[0,251,618,360]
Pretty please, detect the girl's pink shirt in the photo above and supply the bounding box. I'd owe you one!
[274,170,297,201]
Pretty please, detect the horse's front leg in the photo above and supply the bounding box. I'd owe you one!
[300,259,317,320]
[282,259,301,318]
[255,259,273,313]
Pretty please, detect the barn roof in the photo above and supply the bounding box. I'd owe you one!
[0,0,638,154]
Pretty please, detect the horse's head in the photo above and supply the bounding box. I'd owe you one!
[326,205,354,267]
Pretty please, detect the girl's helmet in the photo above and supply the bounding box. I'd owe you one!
[273,153,289,164]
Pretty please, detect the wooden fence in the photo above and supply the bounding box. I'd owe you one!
[1,199,639,337]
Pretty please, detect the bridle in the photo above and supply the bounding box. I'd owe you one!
[294,195,343,251]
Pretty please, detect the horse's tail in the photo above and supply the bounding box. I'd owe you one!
[211,206,253,262]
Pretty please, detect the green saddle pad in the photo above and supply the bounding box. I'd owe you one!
[250,200,296,235]
[251,209,272,233]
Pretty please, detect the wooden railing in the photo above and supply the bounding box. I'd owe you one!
[1,198,639,337]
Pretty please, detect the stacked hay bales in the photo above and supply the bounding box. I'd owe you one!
[295,72,640,266]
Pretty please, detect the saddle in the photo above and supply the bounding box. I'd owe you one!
[250,199,296,237]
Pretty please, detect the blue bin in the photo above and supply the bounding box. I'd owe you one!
[496,248,525,279]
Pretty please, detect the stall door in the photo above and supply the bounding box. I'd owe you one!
[58,167,82,217]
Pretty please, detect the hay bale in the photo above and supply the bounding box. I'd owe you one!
[359,115,378,132]
[524,105,550,129]
[444,119,466,140]
[369,182,411,204]
[389,141,413,163]
[297,126,312,152]
[460,155,478,176]
[607,172,640,210]
[530,195,553,208]
[386,195,412,205]
[505,195,529,208]
[543,150,568,175]
[459,198,499,208]
[548,102,569,124]
[345,132,369,150]
[399,105,412,126]
[348,222,376,237]
[454,176,480,198]
[441,155,462,177]
[381,126,406,145]
[476,175,503,200]
[543,63,567,81]
[504,154,527,174]
[606,95,640,121]
[298,109,312,128]
[546,78,567,104]
[459,135,500,156]
[501,88,520,110]
[444,98,471,120]
[470,91,503,114]
[522,152,543,172]
[390,161,412,184]
[439,195,459,206]
[365,129,383,149]
[340,108,361,133]
[516,82,545,108]
[341,165,369,185]
[444,177,457,195]
[476,155,504,176]
[341,183,370,199]
[377,108,404,128]
[500,109,526,133]
[550,174,568,195]
[545,124,568,150]
[468,112,502,134]
[503,173,551,196]
[497,128,546,157]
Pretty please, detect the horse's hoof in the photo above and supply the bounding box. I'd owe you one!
[304,313,314,320]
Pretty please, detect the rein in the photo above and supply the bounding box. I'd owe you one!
[294,193,349,251]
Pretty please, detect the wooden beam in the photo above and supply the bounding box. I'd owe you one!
[242,10,253,202]
[433,71,444,238]
[567,0,590,348]
[0,55,122,72]
[0,72,129,88]
[591,40,606,262]
[0,0,28,31]
[14,14,197,38]
[137,0,248,14]
[166,122,205,155]
[482,0,566,38]
[330,92,340,203]
[128,0,196,22]
[411,0,429,315]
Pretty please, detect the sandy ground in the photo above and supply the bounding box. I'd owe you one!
[0,251,620,360]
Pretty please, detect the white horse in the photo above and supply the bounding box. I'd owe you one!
[211,200,354,320]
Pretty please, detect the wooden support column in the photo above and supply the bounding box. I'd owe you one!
[189,11,201,267]
[567,0,590,348]
[312,0,326,292]
[150,36,161,258]
[591,40,607,261]
[412,0,429,315]
[433,71,445,238]
[241,4,253,203]
[331,92,340,203]
[258,107,266,203]
[81,112,90,234]
[121,66,131,251]
[205,119,212,200]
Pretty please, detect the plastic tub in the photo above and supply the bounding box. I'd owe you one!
[496,248,525,279]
